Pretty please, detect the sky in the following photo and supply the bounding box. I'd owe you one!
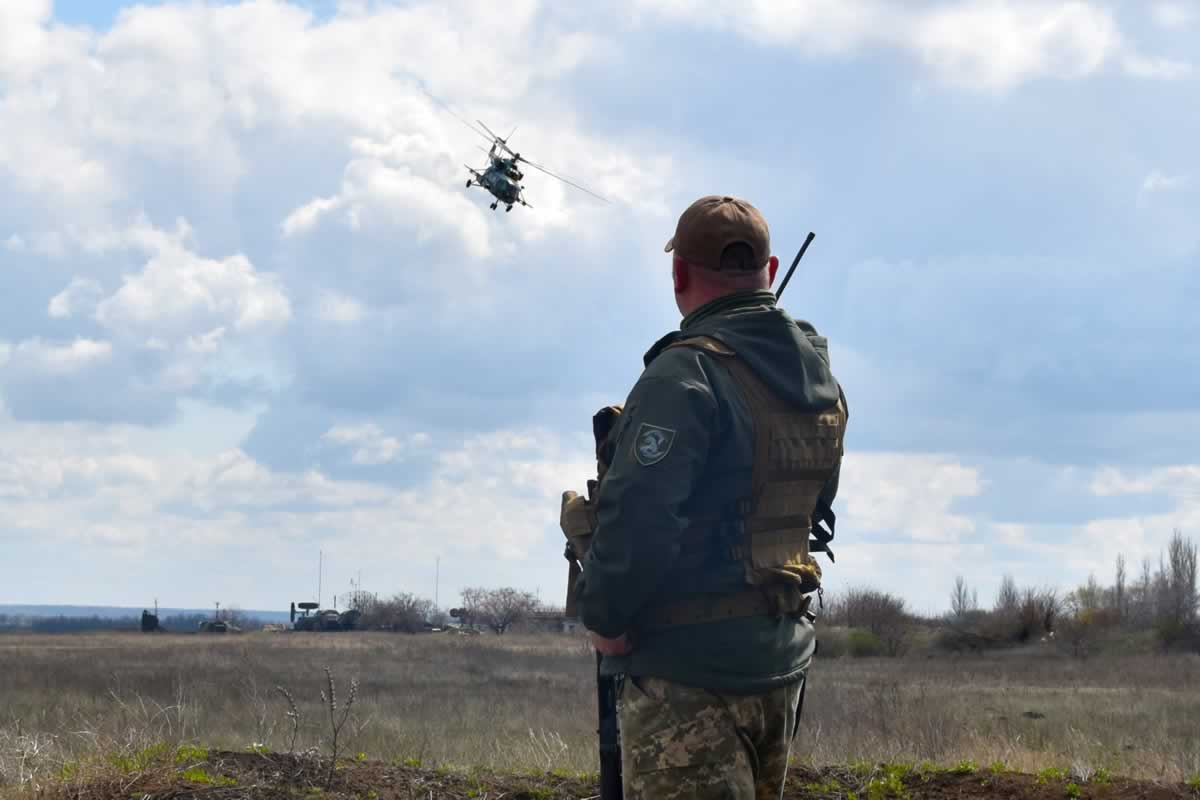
[1,0,1197,618]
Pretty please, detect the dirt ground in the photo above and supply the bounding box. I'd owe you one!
[43,750,1200,800]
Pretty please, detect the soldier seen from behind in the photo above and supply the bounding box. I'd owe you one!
[561,195,848,799]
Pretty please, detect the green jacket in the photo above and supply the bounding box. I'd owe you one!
[577,289,845,694]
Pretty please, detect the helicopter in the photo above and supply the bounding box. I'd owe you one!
[422,88,608,212]
[464,122,532,212]
[464,119,609,212]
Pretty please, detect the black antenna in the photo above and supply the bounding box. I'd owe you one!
[775,232,815,300]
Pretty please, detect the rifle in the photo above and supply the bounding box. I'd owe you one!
[596,653,623,799]
[775,230,822,745]
[775,231,815,300]
[562,407,625,799]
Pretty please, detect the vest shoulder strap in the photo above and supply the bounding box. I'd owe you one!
[666,335,736,357]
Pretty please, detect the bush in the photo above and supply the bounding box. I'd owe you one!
[826,587,912,656]
[815,627,849,658]
[847,628,885,658]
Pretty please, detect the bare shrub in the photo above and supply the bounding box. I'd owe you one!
[359,593,434,633]
[319,667,358,787]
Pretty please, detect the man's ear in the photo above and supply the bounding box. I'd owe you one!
[767,255,779,285]
[672,256,689,294]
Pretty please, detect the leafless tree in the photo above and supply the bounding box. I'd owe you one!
[994,574,1020,614]
[360,592,434,633]
[950,575,978,619]
[453,587,488,630]
[1113,553,1127,620]
[1153,529,1199,646]
[478,587,539,635]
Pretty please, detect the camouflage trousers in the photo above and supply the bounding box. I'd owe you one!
[617,675,803,800]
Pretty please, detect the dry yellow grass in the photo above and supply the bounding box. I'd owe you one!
[1,630,1198,794]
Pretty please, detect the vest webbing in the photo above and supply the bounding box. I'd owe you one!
[632,334,846,629]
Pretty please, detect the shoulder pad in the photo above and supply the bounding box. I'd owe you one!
[643,331,683,367]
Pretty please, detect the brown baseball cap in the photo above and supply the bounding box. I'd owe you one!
[664,195,770,271]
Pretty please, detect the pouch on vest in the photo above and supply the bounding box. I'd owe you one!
[669,336,846,598]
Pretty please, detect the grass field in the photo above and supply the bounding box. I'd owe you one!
[2,630,1199,796]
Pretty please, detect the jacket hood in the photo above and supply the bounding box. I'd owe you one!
[648,291,843,412]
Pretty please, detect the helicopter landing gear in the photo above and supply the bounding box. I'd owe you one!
[466,180,472,188]
[489,201,498,210]
[505,204,512,212]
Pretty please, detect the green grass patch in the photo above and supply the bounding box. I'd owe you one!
[865,767,910,800]
[1037,767,1069,784]
[180,766,237,786]
[174,744,209,764]
[107,741,171,773]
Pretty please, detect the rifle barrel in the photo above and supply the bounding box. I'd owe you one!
[775,231,815,300]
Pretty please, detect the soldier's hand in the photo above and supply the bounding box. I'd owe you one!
[589,631,632,656]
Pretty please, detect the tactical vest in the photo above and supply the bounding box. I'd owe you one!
[634,335,848,632]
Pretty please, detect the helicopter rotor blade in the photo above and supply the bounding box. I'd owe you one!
[419,86,494,145]
[476,119,503,141]
[518,156,610,204]
[478,120,518,155]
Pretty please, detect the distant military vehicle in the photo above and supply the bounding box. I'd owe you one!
[141,609,163,633]
[290,601,360,632]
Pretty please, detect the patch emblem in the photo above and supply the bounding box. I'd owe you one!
[634,423,677,466]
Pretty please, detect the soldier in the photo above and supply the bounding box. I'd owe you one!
[570,195,848,799]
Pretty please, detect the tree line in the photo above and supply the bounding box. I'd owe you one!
[355,586,545,634]
[819,529,1198,658]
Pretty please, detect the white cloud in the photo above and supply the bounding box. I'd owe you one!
[913,1,1119,91]
[1141,169,1190,194]
[6,338,113,374]
[0,418,593,563]
[1089,464,1200,498]
[1152,2,1197,29]
[321,423,431,465]
[839,452,983,543]
[0,0,647,238]
[282,154,494,260]
[47,278,104,319]
[631,0,1182,91]
[314,290,366,324]
[67,217,292,343]
[1122,54,1193,79]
